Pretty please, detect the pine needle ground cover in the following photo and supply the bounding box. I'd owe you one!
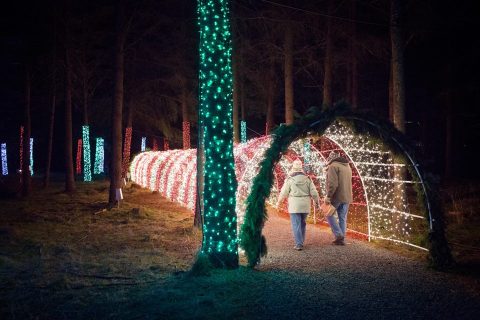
[0,181,204,318]
[0,180,479,319]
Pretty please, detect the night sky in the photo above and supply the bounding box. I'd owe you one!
[1,0,479,180]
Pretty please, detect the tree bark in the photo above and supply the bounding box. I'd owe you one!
[22,68,32,197]
[444,87,453,180]
[390,0,407,214]
[109,0,127,205]
[284,20,294,125]
[232,54,240,143]
[389,60,394,121]
[44,15,57,188]
[122,104,133,179]
[64,4,75,193]
[347,0,358,108]
[390,0,406,133]
[266,56,275,134]
[181,77,190,149]
[323,0,334,108]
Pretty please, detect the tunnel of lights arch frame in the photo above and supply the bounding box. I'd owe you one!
[130,121,431,252]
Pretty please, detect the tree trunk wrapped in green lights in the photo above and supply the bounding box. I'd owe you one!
[197,0,238,268]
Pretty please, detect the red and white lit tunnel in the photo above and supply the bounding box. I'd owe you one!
[131,122,430,251]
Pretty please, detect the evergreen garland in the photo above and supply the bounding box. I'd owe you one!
[239,102,453,269]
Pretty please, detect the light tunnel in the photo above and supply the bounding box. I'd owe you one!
[130,121,429,251]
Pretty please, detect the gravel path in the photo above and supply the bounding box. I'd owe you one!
[253,213,480,320]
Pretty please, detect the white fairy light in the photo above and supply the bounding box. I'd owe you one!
[130,121,428,251]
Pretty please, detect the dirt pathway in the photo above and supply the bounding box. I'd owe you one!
[251,212,480,319]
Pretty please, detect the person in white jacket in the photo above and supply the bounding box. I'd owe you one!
[276,159,320,250]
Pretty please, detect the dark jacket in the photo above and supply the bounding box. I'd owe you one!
[326,157,353,206]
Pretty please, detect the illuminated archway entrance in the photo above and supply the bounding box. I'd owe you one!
[130,106,453,269]
[238,106,452,269]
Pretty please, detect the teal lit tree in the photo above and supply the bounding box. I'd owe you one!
[197,0,238,268]
[82,126,92,181]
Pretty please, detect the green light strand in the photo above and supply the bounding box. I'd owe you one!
[94,137,104,174]
[241,120,247,143]
[82,125,92,181]
[197,0,238,267]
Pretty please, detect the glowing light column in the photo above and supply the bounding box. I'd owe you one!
[141,137,146,152]
[183,121,191,149]
[163,138,169,151]
[19,126,24,171]
[76,139,82,175]
[122,127,132,177]
[240,120,247,143]
[1,143,7,175]
[94,137,104,174]
[29,138,33,176]
[82,125,92,181]
[198,0,238,267]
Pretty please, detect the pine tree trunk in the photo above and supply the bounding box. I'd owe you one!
[83,84,88,125]
[44,18,56,188]
[109,0,126,205]
[232,54,240,143]
[389,60,394,121]
[390,0,406,133]
[194,123,204,229]
[390,0,407,217]
[348,0,358,108]
[181,79,190,149]
[22,68,31,197]
[44,80,56,188]
[323,0,334,108]
[284,21,294,125]
[444,89,453,180]
[122,105,133,178]
[64,7,75,193]
[266,56,275,134]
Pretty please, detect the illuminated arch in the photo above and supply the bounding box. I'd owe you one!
[130,106,453,269]
[239,106,452,269]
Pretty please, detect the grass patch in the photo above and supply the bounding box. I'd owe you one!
[0,180,201,318]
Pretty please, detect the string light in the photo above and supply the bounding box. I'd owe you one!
[196,0,238,262]
[19,126,24,172]
[29,138,34,176]
[141,137,146,152]
[240,120,247,143]
[76,139,82,175]
[131,121,428,251]
[82,126,92,181]
[122,127,132,178]
[94,137,104,174]
[163,138,169,151]
[1,143,7,175]
[183,121,191,149]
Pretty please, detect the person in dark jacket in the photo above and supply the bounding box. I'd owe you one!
[276,159,320,250]
[324,152,353,245]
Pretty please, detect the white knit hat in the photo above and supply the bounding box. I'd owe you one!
[290,159,303,172]
[326,151,340,165]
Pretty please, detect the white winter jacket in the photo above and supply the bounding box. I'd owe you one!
[277,172,320,214]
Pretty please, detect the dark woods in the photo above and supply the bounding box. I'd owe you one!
[0,0,478,188]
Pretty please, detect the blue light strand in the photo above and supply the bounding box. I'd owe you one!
[29,138,33,176]
[1,143,7,176]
